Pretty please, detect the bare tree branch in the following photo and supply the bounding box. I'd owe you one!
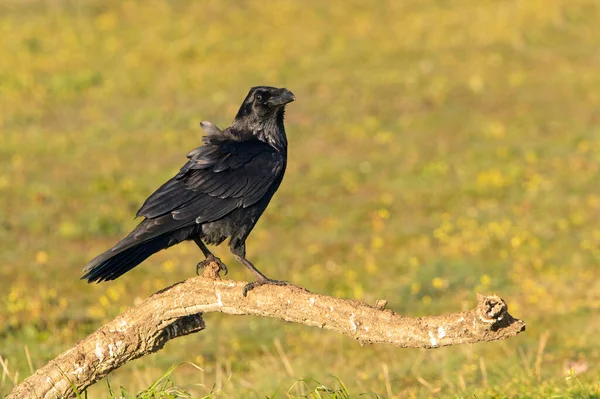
[7,263,526,399]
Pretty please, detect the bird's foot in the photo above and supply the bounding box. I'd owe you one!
[242,278,289,297]
[196,255,228,276]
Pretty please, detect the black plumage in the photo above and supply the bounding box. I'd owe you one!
[82,86,295,295]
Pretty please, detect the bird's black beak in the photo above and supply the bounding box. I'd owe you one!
[268,89,295,107]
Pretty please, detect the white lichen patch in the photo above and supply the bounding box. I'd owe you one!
[95,342,105,362]
[118,319,128,330]
[349,313,358,332]
[71,363,85,376]
[437,326,446,339]
[108,343,116,357]
[109,318,130,333]
[108,340,124,358]
[428,331,438,347]
[216,290,223,306]
[309,297,315,306]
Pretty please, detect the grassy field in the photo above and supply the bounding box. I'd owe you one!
[1,0,600,397]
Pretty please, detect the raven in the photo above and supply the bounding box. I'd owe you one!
[82,86,295,295]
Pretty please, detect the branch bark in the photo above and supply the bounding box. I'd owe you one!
[7,264,526,399]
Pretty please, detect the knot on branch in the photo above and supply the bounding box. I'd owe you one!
[374,299,388,310]
[202,261,223,280]
[476,293,525,332]
[476,294,506,323]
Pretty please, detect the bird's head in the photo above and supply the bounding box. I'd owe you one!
[233,86,295,151]
[234,86,295,122]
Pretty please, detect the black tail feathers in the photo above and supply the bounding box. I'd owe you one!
[81,235,171,283]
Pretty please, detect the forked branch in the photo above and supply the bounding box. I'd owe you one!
[7,263,526,399]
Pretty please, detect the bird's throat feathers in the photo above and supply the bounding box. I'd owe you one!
[231,107,288,154]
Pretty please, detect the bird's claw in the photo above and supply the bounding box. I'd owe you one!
[196,256,228,276]
[242,278,289,297]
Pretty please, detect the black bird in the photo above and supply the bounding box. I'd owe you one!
[82,86,295,295]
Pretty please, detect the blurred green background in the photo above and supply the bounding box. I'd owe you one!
[1,0,599,397]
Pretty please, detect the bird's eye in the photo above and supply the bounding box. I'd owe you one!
[255,93,263,102]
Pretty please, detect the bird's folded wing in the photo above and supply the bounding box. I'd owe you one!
[136,140,284,224]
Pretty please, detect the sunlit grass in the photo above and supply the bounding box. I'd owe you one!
[1,0,600,397]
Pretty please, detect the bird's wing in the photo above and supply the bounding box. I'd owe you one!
[136,140,285,224]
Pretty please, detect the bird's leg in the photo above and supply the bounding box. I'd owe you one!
[194,238,228,275]
[230,243,288,296]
